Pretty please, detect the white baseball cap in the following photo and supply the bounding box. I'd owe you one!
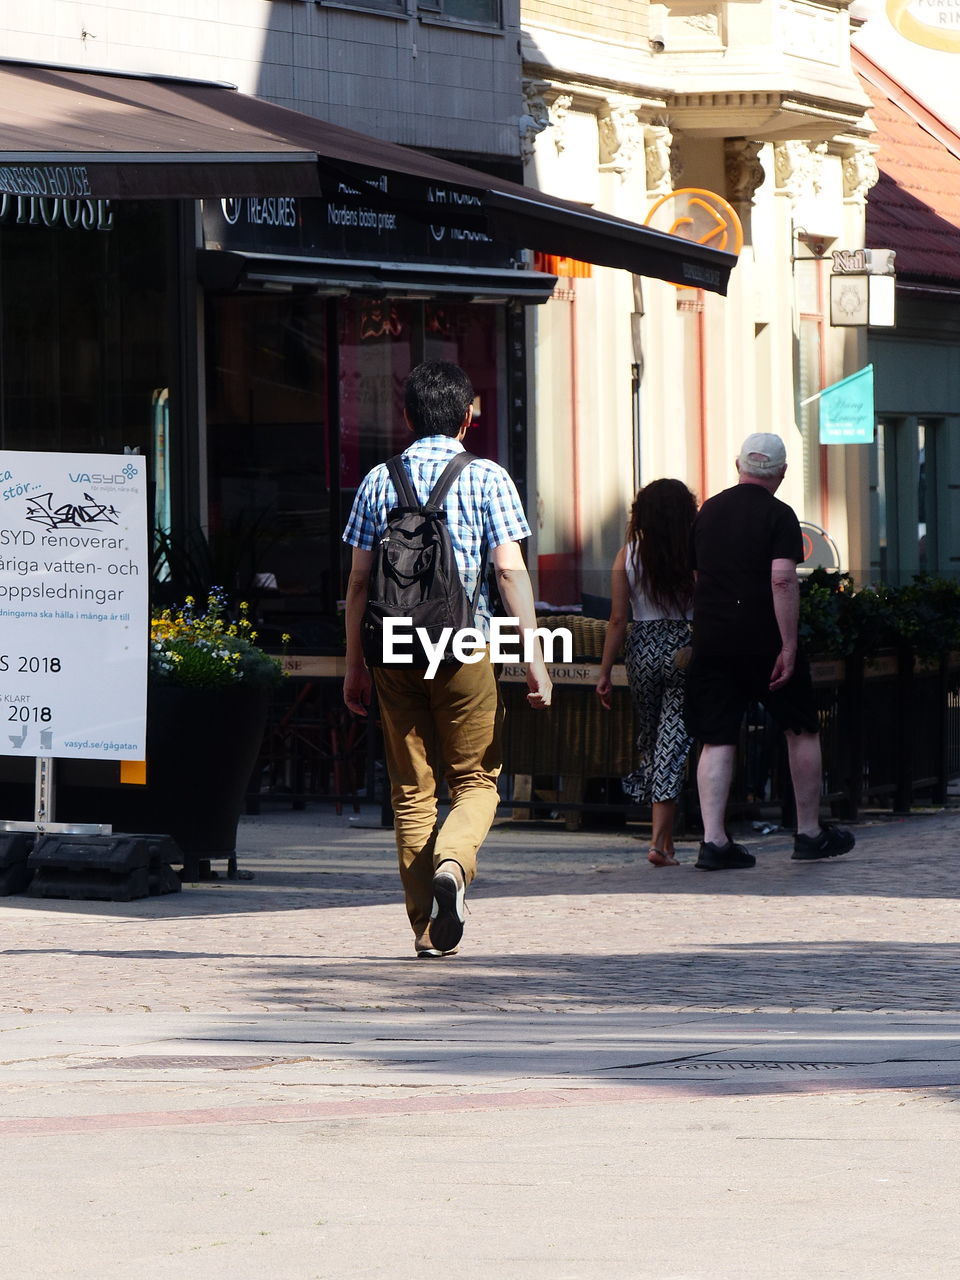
[737,432,787,472]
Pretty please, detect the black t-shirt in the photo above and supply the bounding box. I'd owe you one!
[690,483,803,655]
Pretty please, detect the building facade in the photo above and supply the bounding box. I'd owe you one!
[1,0,888,642]
[1,0,541,644]
[520,0,880,600]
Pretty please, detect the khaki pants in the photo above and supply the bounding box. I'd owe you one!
[374,654,503,937]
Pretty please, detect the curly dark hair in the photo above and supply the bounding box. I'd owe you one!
[625,478,698,616]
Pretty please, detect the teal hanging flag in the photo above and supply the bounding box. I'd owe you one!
[818,364,874,445]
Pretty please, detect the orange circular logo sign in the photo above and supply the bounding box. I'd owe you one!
[644,188,743,287]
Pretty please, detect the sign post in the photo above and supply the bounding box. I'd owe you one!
[0,450,149,835]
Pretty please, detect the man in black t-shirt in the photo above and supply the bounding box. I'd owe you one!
[684,433,855,870]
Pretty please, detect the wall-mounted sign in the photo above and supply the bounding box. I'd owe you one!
[886,0,960,53]
[643,188,743,288]
[817,364,875,444]
[799,522,841,572]
[829,247,896,327]
[0,451,148,762]
[0,195,113,232]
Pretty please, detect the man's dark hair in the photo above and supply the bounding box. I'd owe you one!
[404,361,474,439]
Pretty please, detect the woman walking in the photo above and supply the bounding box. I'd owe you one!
[596,479,698,865]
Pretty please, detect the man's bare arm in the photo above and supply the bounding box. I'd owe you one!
[343,547,374,716]
[491,541,552,708]
[769,556,799,690]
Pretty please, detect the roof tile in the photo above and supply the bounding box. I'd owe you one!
[855,51,960,283]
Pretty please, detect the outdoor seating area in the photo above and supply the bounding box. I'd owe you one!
[244,618,960,831]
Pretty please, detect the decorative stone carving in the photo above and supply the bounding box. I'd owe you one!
[644,125,674,195]
[842,146,880,205]
[549,94,574,154]
[519,80,550,165]
[682,10,720,33]
[774,139,827,204]
[724,139,764,210]
[669,132,685,189]
[599,105,646,181]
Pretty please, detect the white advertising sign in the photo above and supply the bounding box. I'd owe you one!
[0,451,148,760]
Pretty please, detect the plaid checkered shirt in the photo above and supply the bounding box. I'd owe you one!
[342,435,531,635]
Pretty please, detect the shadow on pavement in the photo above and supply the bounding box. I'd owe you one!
[224,939,960,1016]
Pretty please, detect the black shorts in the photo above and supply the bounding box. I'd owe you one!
[683,651,820,745]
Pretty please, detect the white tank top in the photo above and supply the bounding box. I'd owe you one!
[625,543,693,622]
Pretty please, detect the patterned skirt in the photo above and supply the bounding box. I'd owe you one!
[621,619,694,804]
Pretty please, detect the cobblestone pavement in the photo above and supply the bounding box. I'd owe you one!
[2,806,960,1280]
[2,805,958,1018]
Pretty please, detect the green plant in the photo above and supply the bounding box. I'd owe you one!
[798,570,851,658]
[150,590,285,689]
[799,570,960,660]
[887,575,960,660]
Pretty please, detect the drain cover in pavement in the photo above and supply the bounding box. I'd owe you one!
[75,1055,311,1070]
[672,1060,846,1072]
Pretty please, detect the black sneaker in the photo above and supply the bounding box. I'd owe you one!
[792,826,855,861]
[695,841,756,870]
[429,861,466,952]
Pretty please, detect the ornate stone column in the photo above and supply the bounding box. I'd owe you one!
[519,80,550,167]
[644,124,674,197]
[840,143,880,206]
[598,104,647,183]
[773,139,828,207]
[724,138,765,216]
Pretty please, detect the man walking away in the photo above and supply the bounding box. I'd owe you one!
[342,361,552,954]
[684,432,855,870]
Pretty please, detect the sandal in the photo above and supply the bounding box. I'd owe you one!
[648,848,679,867]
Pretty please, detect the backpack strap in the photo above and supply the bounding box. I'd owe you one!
[385,454,419,510]
[426,453,488,612]
[423,451,476,514]
[471,540,489,613]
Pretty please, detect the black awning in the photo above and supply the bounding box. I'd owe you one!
[197,248,558,303]
[0,61,737,294]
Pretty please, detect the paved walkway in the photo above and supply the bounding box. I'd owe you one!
[1,805,959,1278]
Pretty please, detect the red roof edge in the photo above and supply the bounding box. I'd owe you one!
[852,47,960,164]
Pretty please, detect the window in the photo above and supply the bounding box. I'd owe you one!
[206,295,334,630]
[0,201,177,486]
[871,416,947,584]
[419,0,500,24]
[320,0,404,9]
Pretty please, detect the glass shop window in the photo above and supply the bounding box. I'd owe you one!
[422,301,503,461]
[338,298,415,496]
[0,202,175,465]
[338,298,504,507]
[206,295,333,639]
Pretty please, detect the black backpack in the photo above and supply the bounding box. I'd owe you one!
[362,452,486,668]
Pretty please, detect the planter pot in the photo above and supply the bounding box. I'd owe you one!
[112,683,270,872]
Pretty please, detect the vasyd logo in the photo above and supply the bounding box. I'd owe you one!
[68,461,138,485]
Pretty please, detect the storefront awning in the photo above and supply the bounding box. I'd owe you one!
[0,61,736,294]
[197,250,558,304]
